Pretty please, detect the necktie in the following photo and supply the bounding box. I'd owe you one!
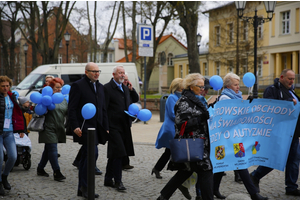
[93,83,96,92]
[119,84,123,92]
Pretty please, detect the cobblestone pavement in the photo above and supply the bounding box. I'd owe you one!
[3,111,300,200]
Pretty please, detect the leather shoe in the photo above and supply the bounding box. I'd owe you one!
[151,168,162,179]
[122,164,134,170]
[250,193,268,200]
[234,171,243,184]
[95,167,102,175]
[78,187,99,198]
[104,180,115,188]
[115,181,126,191]
[250,173,260,193]
[213,190,226,199]
[286,189,300,196]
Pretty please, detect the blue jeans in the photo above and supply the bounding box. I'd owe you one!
[252,137,299,192]
[38,143,59,171]
[0,131,17,180]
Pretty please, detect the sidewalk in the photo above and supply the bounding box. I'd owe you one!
[3,111,300,200]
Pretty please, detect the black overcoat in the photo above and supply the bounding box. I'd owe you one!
[68,75,109,145]
[104,78,139,158]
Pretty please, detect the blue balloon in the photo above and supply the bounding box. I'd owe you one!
[61,85,71,95]
[30,92,42,104]
[41,95,52,106]
[42,86,53,96]
[12,90,19,99]
[47,103,56,110]
[137,109,152,121]
[128,104,139,115]
[35,103,47,115]
[52,93,64,104]
[243,72,255,87]
[64,95,69,103]
[209,75,223,91]
[81,103,96,120]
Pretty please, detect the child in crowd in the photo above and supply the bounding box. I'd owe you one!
[18,97,33,136]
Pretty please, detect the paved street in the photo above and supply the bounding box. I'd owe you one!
[3,111,300,200]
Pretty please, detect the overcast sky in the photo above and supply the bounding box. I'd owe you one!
[71,1,231,48]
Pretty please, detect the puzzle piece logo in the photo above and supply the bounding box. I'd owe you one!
[252,141,261,154]
[233,143,245,158]
[215,145,225,160]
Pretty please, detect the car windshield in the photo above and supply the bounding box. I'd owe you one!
[15,74,57,90]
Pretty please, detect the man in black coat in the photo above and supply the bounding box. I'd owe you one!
[103,65,139,191]
[68,62,109,198]
[250,69,300,196]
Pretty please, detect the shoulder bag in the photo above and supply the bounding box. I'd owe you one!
[169,121,204,163]
[27,115,45,132]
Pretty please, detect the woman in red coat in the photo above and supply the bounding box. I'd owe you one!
[0,76,25,196]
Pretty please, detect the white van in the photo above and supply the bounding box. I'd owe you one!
[15,63,140,97]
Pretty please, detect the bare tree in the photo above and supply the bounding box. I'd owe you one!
[121,1,129,62]
[103,1,121,63]
[131,2,137,63]
[169,1,201,73]
[93,1,97,62]
[86,1,93,62]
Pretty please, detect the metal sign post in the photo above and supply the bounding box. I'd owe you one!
[137,23,153,114]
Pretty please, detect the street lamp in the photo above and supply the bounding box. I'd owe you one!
[64,31,71,63]
[23,43,28,77]
[197,33,202,55]
[235,1,276,98]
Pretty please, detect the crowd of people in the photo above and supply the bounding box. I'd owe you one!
[0,64,299,199]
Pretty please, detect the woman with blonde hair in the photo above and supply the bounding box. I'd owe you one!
[158,73,213,200]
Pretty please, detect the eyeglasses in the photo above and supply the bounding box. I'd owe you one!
[195,85,205,90]
[87,70,101,74]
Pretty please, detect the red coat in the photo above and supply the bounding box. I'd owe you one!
[0,91,25,133]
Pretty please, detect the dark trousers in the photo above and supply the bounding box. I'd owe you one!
[214,169,257,195]
[251,137,300,192]
[154,148,171,171]
[78,144,98,190]
[160,162,213,200]
[105,157,123,183]
[122,156,130,166]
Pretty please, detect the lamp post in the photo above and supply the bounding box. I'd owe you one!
[23,43,28,77]
[235,1,276,98]
[197,33,202,55]
[64,31,71,63]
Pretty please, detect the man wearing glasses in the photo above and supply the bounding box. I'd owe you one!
[68,62,109,198]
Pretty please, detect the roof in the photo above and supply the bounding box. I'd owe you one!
[116,34,187,62]
[113,38,133,50]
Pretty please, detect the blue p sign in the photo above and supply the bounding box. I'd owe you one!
[141,27,151,41]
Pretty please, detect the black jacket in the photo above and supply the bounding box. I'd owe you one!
[263,78,300,138]
[68,75,109,145]
[104,78,139,158]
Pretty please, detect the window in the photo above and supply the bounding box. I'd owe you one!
[109,53,113,62]
[258,57,262,76]
[167,53,173,66]
[228,60,234,73]
[216,61,220,75]
[242,58,247,74]
[228,23,233,43]
[59,40,63,48]
[242,21,248,41]
[179,65,183,78]
[258,23,263,39]
[215,26,220,45]
[204,63,208,76]
[61,74,85,85]
[72,40,76,48]
[282,11,290,34]
[58,54,62,64]
[100,53,104,63]
[87,53,90,62]
[71,54,78,63]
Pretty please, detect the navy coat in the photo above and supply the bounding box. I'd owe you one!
[68,75,109,145]
[104,78,139,158]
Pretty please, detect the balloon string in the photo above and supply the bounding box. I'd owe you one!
[248,87,250,96]
[81,119,85,131]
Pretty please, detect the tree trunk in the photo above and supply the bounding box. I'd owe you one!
[131,1,137,63]
[122,1,128,62]
[94,1,97,62]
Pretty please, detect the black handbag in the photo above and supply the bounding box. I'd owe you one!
[169,121,204,163]
[27,115,45,132]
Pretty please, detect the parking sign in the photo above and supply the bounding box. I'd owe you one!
[137,24,153,57]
